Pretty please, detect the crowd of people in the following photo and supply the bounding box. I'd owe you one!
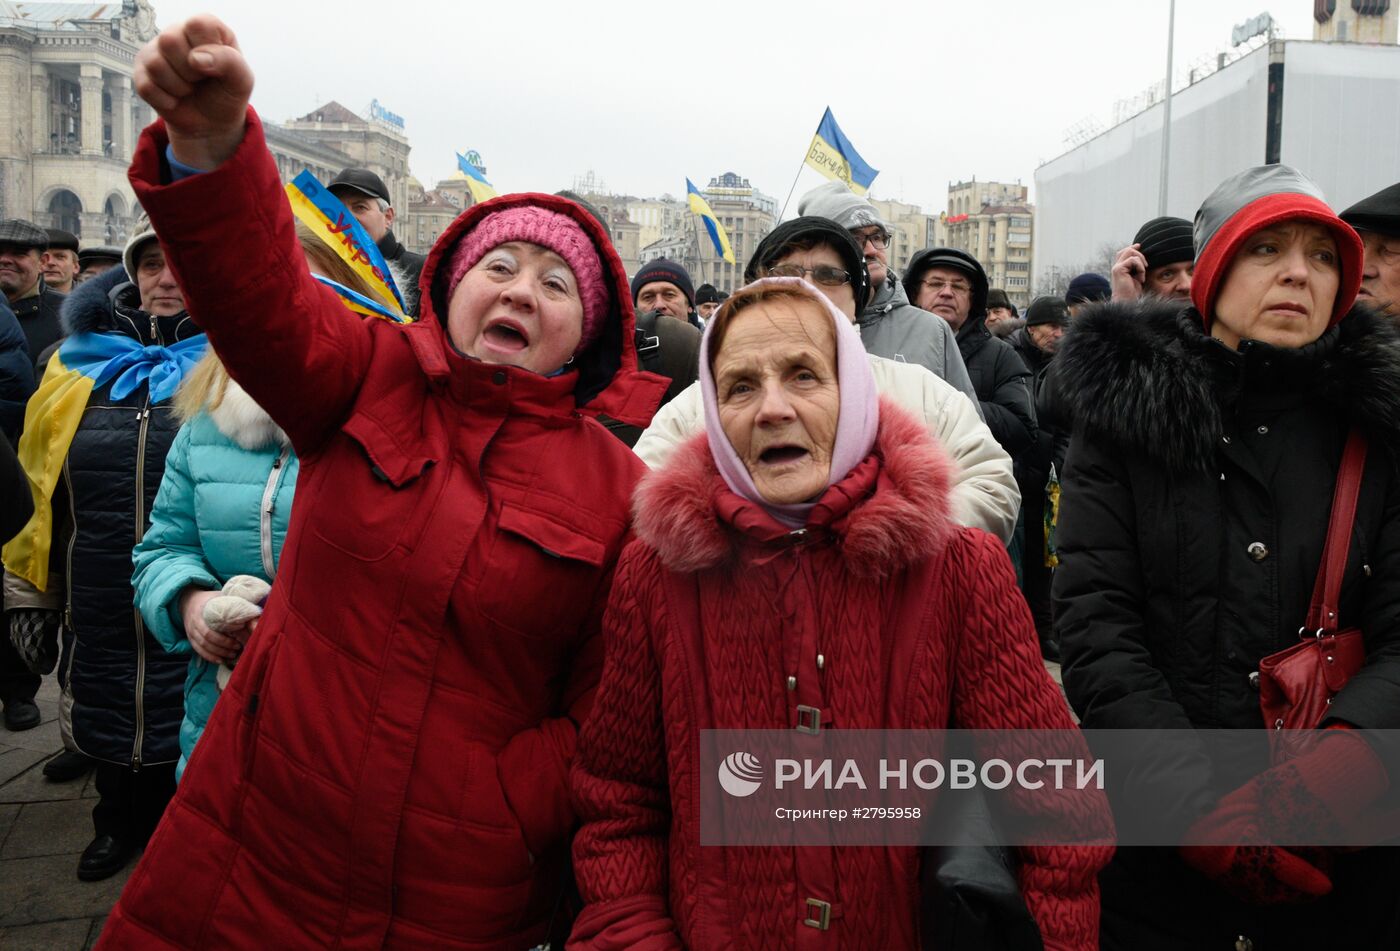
[0,12,1398,950]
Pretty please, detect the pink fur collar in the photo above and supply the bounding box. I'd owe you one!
[633,398,957,578]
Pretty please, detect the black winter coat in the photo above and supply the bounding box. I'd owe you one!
[1052,299,1400,950]
[51,268,198,767]
[377,229,425,317]
[11,280,65,371]
[0,298,35,444]
[954,314,1036,458]
[1008,327,1063,489]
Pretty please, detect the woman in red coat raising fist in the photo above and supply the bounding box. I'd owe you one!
[99,15,666,950]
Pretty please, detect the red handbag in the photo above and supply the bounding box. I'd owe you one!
[1257,429,1369,732]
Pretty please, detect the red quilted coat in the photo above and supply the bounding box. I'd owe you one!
[568,401,1110,951]
[97,113,666,950]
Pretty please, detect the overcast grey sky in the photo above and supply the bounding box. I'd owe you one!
[153,0,1307,213]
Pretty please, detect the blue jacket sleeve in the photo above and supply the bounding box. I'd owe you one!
[132,425,218,654]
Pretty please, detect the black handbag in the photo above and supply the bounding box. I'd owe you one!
[920,787,1044,951]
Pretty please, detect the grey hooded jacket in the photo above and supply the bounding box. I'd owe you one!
[859,274,981,416]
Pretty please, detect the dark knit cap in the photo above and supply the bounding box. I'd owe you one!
[745,217,869,313]
[1340,182,1400,238]
[631,258,694,306]
[903,247,989,319]
[1133,216,1194,270]
[986,288,1015,313]
[1065,273,1111,305]
[44,229,80,253]
[696,283,722,306]
[1025,296,1070,327]
[1192,165,1362,328]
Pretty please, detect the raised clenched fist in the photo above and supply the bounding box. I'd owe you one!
[133,13,254,170]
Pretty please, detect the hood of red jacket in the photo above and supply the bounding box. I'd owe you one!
[632,398,957,578]
[418,192,668,428]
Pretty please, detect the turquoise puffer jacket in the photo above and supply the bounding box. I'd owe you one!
[132,384,297,780]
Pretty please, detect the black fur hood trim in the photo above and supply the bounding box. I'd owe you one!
[60,266,129,336]
[1055,298,1400,472]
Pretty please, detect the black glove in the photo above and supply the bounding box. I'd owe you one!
[8,608,61,675]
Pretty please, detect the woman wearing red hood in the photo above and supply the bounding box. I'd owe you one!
[98,15,667,950]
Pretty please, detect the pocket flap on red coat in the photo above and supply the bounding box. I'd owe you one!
[342,412,437,488]
[497,503,607,566]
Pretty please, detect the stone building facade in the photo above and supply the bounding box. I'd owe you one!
[0,1,158,244]
[945,180,1035,309]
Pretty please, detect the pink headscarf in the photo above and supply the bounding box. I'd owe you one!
[698,277,880,529]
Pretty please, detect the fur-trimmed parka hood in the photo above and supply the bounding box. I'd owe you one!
[1055,298,1400,471]
[60,264,198,344]
[632,398,957,578]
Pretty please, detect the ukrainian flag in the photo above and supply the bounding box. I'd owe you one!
[686,179,735,265]
[805,107,880,195]
[456,153,499,205]
[285,171,409,323]
[4,332,207,589]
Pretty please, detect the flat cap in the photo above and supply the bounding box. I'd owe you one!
[0,219,48,249]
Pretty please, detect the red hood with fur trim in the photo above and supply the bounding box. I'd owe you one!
[632,397,956,577]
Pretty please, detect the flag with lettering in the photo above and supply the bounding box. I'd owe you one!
[804,107,880,195]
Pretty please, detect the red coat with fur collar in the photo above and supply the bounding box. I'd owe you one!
[568,401,1108,951]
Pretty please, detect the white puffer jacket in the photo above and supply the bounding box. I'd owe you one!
[631,353,1021,542]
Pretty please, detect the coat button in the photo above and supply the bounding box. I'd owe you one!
[1222,435,1232,445]
[1248,671,1260,690]
[1247,542,1269,562]
[492,370,507,385]
[1256,425,1269,435]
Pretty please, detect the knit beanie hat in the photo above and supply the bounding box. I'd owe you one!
[745,217,870,314]
[630,258,695,307]
[1192,165,1362,327]
[986,288,1017,316]
[797,180,888,233]
[444,205,610,352]
[903,247,989,319]
[1025,296,1070,327]
[696,283,722,306]
[1340,182,1400,238]
[1133,216,1195,270]
[122,214,160,280]
[1065,273,1111,305]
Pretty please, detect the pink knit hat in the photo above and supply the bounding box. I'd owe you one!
[443,205,610,352]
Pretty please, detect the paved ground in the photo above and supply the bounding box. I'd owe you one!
[0,676,128,951]
[0,658,1067,951]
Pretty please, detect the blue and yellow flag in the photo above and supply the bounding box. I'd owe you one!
[686,179,735,265]
[3,332,208,590]
[805,107,880,196]
[284,171,409,323]
[456,153,499,205]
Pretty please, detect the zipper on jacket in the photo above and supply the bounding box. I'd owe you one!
[62,456,77,631]
[148,314,160,345]
[260,446,290,578]
[130,395,153,770]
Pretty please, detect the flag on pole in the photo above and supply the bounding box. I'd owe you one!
[686,178,735,265]
[804,107,879,195]
[456,153,499,204]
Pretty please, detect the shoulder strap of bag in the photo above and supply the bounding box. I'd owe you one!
[634,309,663,375]
[1306,428,1368,633]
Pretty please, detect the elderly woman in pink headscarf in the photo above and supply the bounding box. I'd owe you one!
[567,277,1110,949]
